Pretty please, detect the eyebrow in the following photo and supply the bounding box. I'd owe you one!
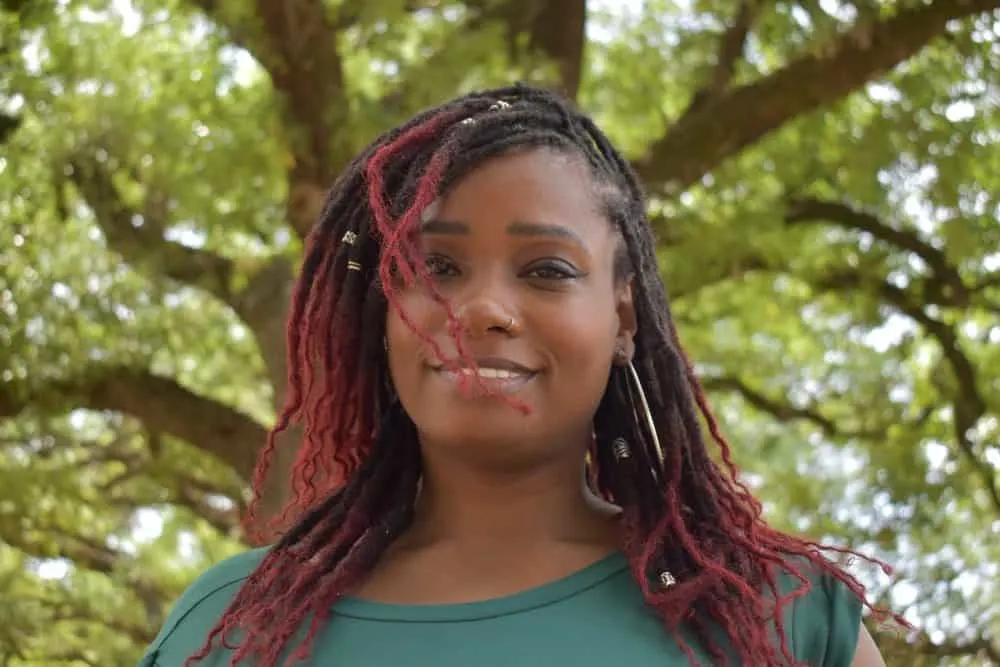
[420,219,469,235]
[507,220,584,246]
[421,219,586,247]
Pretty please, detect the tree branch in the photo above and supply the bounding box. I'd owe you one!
[0,527,115,576]
[189,0,347,238]
[634,0,1000,191]
[683,0,764,115]
[711,1,761,92]
[100,450,243,536]
[378,0,586,116]
[67,154,237,307]
[666,251,770,300]
[814,272,999,515]
[876,627,1000,665]
[109,478,241,537]
[0,112,20,144]
[21,648,99,667]
[68,147,296,410]
[786,197,969,306]
[701,375,851,437]
[510,0,587,98]
[974,270,1000,289]
[0,368,266,481]
[0,517,166,622]
[49,609,154,645]
[175,482,241,535]
[444,0,587,97]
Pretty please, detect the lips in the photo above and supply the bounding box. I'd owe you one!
[430,356,534,374]
[430,356,537,395]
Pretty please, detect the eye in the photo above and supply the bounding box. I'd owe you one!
[524,260,580,281]
[425,254,460,278]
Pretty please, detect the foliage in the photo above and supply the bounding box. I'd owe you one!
[0,0,998,664]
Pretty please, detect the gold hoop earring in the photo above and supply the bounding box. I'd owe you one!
[626,360,664,465]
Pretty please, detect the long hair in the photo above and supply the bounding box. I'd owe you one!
[189,84,893,666]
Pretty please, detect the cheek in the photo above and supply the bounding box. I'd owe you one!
[385,314,415,398]
[385,305,417,371]
[385,287,433,342]
[384,290,439,377]
[544,294,619,372]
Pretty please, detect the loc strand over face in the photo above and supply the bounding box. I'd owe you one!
[180,84,897,667]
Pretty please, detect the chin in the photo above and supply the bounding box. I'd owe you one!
[412,407,538,447]
[408,379,540,419]
[421,410,534,442]
[421,428,557,473]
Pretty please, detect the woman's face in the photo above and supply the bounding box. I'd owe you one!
[385,148,636,468]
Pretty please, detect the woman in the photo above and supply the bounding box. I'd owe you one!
[139,85,893,666]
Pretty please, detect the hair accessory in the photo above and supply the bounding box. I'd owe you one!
[614,344,629,364]
[342,231,357,245]
[347,260,362,272]
[460,99,511,127]
[612,437,631,461]
[658,571,677,589]
[420,199,440,223]
[626,360,664,464]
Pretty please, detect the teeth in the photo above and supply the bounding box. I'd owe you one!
[461,367,519,379]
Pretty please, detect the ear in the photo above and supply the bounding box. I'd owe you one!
[613,277,637,365]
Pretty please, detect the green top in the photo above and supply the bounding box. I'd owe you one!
[139,549,861,666]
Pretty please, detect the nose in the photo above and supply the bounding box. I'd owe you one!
[454,291,519,338]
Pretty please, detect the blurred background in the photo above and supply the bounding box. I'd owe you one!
[1,0,998,664]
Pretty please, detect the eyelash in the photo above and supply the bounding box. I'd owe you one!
[423,255,579,281]
[526,263,577,280]
[424,255,459,278]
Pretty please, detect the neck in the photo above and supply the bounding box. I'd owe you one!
[404,446,620,551]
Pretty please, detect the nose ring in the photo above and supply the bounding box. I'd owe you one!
[504,316,515,331]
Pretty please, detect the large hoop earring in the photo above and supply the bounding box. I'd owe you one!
[624,361,677,591]
[626,360,664,465]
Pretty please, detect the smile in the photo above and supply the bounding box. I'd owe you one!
[457,367,526,380]
[433,364,537,394]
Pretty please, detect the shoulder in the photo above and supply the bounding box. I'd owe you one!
[779,560,864,667]
[138,547,270,665]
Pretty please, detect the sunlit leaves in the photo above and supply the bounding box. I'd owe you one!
[1,0,998,664]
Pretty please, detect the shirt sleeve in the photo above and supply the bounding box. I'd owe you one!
[792,570,864,666]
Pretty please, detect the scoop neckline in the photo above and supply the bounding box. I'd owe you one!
[334,550,629,623]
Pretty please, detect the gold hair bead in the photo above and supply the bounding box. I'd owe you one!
[347,260,362,272]
[342,231,357,245]
[421,199,440,223]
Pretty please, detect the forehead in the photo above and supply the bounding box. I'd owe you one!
[433,149,609,235]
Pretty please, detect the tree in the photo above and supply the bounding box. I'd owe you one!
[0,0,997,664]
